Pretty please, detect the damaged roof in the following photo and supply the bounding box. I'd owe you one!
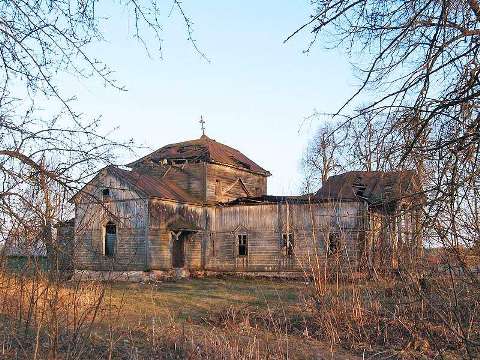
[315,170,423,207]
[127,135,271,176]
[108,166,201,204]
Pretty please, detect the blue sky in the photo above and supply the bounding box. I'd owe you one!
[61,0,354,194]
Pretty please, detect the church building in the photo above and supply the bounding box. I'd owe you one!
[70,134,424,277]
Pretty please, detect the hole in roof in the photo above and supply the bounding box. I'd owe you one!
[230,156,251,169]
[177,145,204,153]
[352,176,366,197]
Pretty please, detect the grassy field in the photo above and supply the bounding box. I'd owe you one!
[91,277,358,359]
[0,272,476,358]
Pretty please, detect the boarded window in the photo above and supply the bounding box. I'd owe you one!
[238,234,248,257]
[327,233,339,256]
[282,233,295,256]
[215,180,222,196]
[105,222,116,257]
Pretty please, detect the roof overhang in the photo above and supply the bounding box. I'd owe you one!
[166,216,203,232]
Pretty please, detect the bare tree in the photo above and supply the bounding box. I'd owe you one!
[290,0,480,249]
[0,1,206,356]
[0,1,203,271]
[290,1,480,357]
[302,121,344,193]
[302,110,398,190]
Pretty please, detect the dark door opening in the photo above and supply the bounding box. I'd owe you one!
[172,232,186,268]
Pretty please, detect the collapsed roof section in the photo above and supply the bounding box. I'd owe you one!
[315,170,424,210]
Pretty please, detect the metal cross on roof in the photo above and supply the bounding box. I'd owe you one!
[199,115,206,136]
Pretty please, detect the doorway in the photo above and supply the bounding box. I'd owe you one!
[171,231,187,268]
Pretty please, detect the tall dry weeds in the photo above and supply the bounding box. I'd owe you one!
[0,268,106,359]
[304,260,480,359]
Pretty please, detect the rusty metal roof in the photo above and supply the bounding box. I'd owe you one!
[126,135,271,176]
[315,170,423,207]
[108,166,202,204]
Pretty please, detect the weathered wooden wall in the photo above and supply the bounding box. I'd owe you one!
[55,220,75,272]
[206,164,267,203]
[148,199,205,270]
[134,163,206,202]
[365,202,423,272]
[206,201,363,272]
[72,168,422,274]
[74,171,149,271]
[132,162,267,204]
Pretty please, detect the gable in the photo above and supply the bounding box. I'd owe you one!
[71,167,146,204]
[72,166,201,205]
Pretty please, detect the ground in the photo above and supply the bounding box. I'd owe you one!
[92,277,359,359]
[1,271,476,358]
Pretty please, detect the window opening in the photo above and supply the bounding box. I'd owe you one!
[327,233,340,256]
[102,188,110,200]
[282,233,295,256]
[238,234,248,256]
[105,222,116,257]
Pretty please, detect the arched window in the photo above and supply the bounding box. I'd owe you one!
[104,222,116,257]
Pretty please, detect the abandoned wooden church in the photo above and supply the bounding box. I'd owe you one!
[69,134,424,277]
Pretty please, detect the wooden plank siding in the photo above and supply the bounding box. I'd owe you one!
[206,163,267,202]
[148,200,206,270]
[72,165,422,274]
[74,182,367,273]
[134,162,206,202]
[206,202,364,272]
[74,171,149,271]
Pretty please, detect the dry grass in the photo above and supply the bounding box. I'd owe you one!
[2,269,475,359]
[0,274,356,359]
[0,272,105,359]
[97,278,353,359]
[306,273,480,359]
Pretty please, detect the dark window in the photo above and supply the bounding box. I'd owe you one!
[102,188,110,200]
[282,233,295,256]
[105,222,116,257]
[211,235,215,257]
[327,233,339,256]
[238,234,248,256]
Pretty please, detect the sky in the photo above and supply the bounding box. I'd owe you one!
[60,0,354,195]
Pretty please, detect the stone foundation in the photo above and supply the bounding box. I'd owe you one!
[72,269,177,282]
[72,269,305,282]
